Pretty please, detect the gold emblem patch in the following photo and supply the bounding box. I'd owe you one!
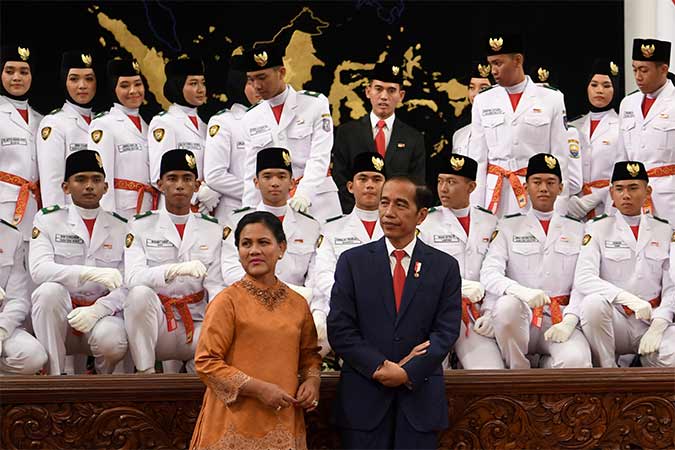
[641,44,655,58]
[489,37,503,52]
[282,151,292,167]
[537,67,550,82]
[81,53,92,67]
[132,60,140,74]
[672,231,675,243]
[610,61,619,76]
[95,153,103,168]
[41,127,52,140]
[185,153,197,169]
[253,51,268,67]
[91,129,103,144]
[371,156,384,171]
[582,234,592,246]
[223,226,231,240]
[125,233,134,248]
[450,156,465,171]
[477,63,491,78]
[490,230,499,243]
[544,155,557,169]
[17,46,30,61]
[31,227,40,239]
[391,65,400,76]
[153,128,165,142]
[209,124,220,137]
[627,162,640,177]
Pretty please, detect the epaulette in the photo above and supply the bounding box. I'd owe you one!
[567,124,577,129]
[504,212,522,219]
[157,110,168,116]
[133,210,153,220]
[591,213,608,222]
[246,100,262,112]
[543,84,559,91]
[233,206,253,214]
[427,207,438,213]
[214,107,228,116]
[627,89,639,96]
[299,90,321,97]
[652,215,669,224]
[111,212,128,223]
[0,218,18,230]
[475,205,493,215]
[297,210,316,221]
[49,108,62,115]
[93,111,108,119]
[569,114,584,123]
[478,85,495,94]
[199,213,218,224]
[41,204,61,214]
[325,215,344,223]
[563,214,581,223]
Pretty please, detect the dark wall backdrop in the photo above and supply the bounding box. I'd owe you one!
[1,0,624,191]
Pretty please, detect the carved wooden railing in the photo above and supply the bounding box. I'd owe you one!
[1,368,674,449]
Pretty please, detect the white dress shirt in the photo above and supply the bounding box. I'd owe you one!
[385,236,416,276]
[370,111,395,149]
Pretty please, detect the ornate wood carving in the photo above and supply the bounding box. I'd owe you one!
[1,369,673,449]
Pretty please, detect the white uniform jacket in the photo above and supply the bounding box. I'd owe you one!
[0,219,30,336]
[29,205,127,312]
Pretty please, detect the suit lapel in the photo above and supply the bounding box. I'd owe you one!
[644,83,674,125]
[524,211,547,247]
[511,80,536,121]
[359,115,377,152]
[178,214,198,258]
[395,240,426,328]
[158,211,183,251]
[67,207,90,249]
[384,117,403,156]
[614,213,637,252]
[635,214,651,255]
[277,87,298,132]
[544,214,563,251]
[372,238,396,321]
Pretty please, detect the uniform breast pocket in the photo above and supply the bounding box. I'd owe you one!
[54,244,85,264]
[620,119,636,150]
[651,119,675,153]
[284,244,314,277]
[644,245,668,274]
[553,241,580,273]
[251,133,273,152]
[522,114,551,146]
[94,249,123,269]
[0,254,13,287]
[603,248,632,275]
[191,245,216,265]
[482,114,505,150]
[146,248,177,267]
[286,126,312,161]
[511,242,541,270]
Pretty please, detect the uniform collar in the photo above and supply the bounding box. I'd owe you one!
[268,85,289,107]
[385,235,416,256]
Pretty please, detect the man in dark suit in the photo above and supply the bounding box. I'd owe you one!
[332,60,426,214]
[327,176,461,449]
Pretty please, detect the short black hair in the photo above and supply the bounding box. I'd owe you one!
[234,211,286,247]
[383,176,433,210]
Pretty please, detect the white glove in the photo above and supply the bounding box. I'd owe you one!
[67,302,112,334]
[638,318,670,355]
[0,286,5,302]
[544,314,578,343]
[0,327,7,356]
[473,315,495,338]
[285,282,313,303]
[614,291,652,321]
[462,279,485,304]
[506,284,551,309]
[566,195,597,219]
[196,183,220,211]
[288,193,311,213]
[165,261,207,282]
[79,267,123,291]
[312,310,328,343]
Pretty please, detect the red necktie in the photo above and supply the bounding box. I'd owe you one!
[630,225,639,240]
[539,219,551,235]
[82,114,91,125]
[642,96,656,118]
[361,220,376,238]
[508,92,523,111]
[374,120,386,157]
[82,218,96,237]
[277,215,285,223]
[127,114,142,132]
[17,108,28,124]
[175,223,186,239]
[271,104,284,124]
[457,215,470,236]
[188,115,199,130]
[392,250,406,312]
[590,119,600,137]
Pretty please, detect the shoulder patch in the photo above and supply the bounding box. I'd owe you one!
[298,210,316,221]
[49,107,62,115]
[428,207,438,213]
[299,90,321,97]
[475,205,494,215]
[134,210,153,220]
[489,229,499,242]
[246,101,262,112]
[208,124,220,137]
[569,114,584,123]
[200,213,218,224]
[152,128,165,142]
[157,110,168,116]
[233,206,253,214]
[316,234,323,248]
[93,111,108,120]
[582,234,592,246]
[653,215,669,224]
[325,215,344,223]
[563,214,581,223]
[543,84,559,91]
[0,218,18,230]
[91,129,103,143]
[223,226,231,240]
[591,213,608,222]
[214,108,228,116]
[41,204,61,214]
[478,85,495,94]
[504,212,522,219]
[110,212,128,223]
[41,127,52,140]
[628,89,639,96]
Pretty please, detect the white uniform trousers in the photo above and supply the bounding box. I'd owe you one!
[0,328,47,375]
[494,295,592,369]
[581,294,675,368]
[124,286,202,373]
[31,282,128,375]
[454,319,505,369]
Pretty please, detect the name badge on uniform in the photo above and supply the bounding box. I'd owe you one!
[69,143,88,152]
[482,108,503,116]
[335,237,362,246]
[513,234,538,243]
[146,238,174,248]
[55,234,84,245]
[623,111,635,119]
[116,143,143,153]
[236,141,245,150]
[177,142,202,151]
[1,137,27,146]
[250,125,271,137]
[604,240,629,249]
[433,234,460,244]
[659,113,669,119]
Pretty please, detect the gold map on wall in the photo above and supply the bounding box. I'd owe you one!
[91,5,469,156]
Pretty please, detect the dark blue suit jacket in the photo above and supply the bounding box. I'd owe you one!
[327,237,461,432]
